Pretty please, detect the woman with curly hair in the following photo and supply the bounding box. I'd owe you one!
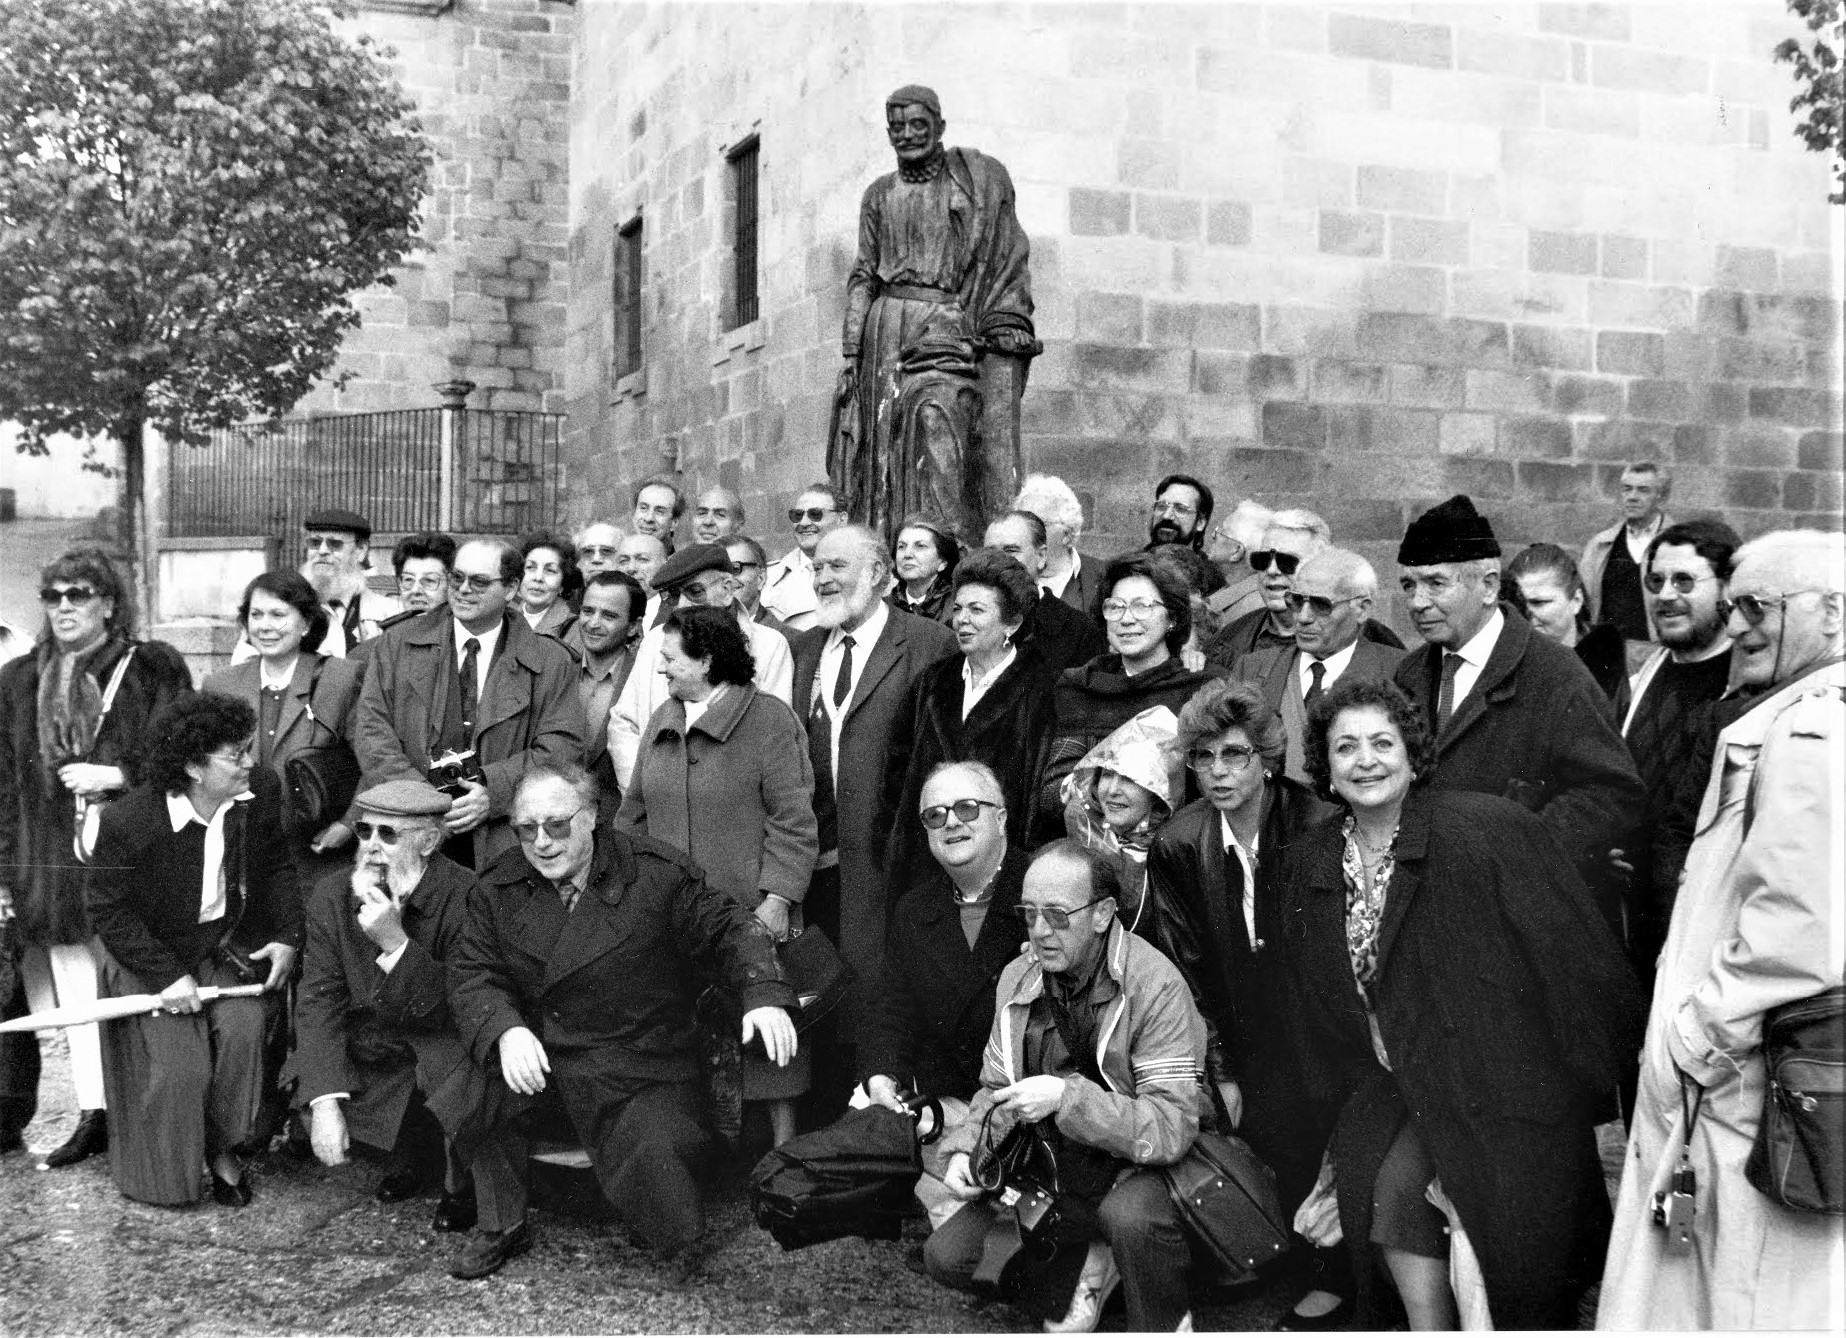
[1277,678,1643,1329]
[516,531,583,639]
[0,546,192,1166]
[83,693,303,1207]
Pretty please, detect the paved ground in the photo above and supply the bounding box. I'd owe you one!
[1,1038,1303,1336]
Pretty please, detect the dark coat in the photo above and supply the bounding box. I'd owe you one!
[887,576,954,624]
[291,853,480,1148]
[0,636,194,944]
[448,823,795,1082]
[83,769,304,993]
[1055,552,1104,619]
[856,846,1030,1101]
[1232,636,1407,785]
[1394,605,1644,876]
[614,683,817,907]
[790,608,957,982]
[1278,788,1646,1329]
[883,646,1059,884]
[1574,621,1628,702]
[1019,588,1107,677]
[1207,609,1404,674]
[352,608,586,867]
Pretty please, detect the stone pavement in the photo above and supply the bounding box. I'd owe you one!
[1,1039,1298,1335]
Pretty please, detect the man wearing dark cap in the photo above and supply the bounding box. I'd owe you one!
[605,543,794,784]
[292,779,488,1231]
[1392,495,1644,889]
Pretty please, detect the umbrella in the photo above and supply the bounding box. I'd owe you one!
[0,984,266,1033]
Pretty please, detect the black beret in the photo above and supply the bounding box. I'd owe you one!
[1398,495,1501,567]
[651,543,737,591]
[303,508,372,541]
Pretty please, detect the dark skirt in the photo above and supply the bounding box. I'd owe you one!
[95,947,271,1206]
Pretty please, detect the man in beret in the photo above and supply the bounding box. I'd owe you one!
[1393,495,1644,894]
[605,544,794,784]
[291,779,491,1232]
[231,509,401,663]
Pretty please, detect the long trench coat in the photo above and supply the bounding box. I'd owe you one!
[1598,659,1845,1330]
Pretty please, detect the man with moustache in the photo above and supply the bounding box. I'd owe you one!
[691,488,745,546]
[984,510,1105,674]
[294,779,485,1230]
[632,476,684,555]
[762,483,848,632]
[231,509,400,663]
[573,522,625,578]
[562,571,644,797]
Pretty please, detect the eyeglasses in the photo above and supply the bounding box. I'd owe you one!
[305,535,352,552]
[448,572,504,593]
[1186,744,1258,773]
[920,798,1000,829]
[39,586,99,607]
[399,575,447,593]
[1101,597,1164,622]
[1014,896,1110,930]
[511,809,586,845]
[1153,500,1197,518]
[580,544,620,559]
[207,744,255,767]
[1284,592,1362,620]
[1249,550,1301,575]
[732,560,762,571]
[354,821,414,845]
[1643,571,1716,596]
[1720,591,1818,627]
[789,507,833,524]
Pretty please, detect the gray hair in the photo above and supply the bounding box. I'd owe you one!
[1267,508,1332,544]
[1223,499,1274,550]
[1013,473,1085,539]
[1298,546,1377,600]
[828,523,892,577]
[699,486,745,526]
[923,759,1005,806]
[1623,460,1673,500]
[514,762,602,813]
[1732,530,1846,597]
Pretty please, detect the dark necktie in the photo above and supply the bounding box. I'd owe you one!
[1305,659,1326,708]
[1436,652,1463,730]
[832,634,855,709]
[556,878,580,915]
[459,637,481,738]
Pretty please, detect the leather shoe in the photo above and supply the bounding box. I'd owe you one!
[431,1188,478,1233]
[43,1110,107,1168]
[1274,1295,1353,1331]
[450,1221,532,1280]
[374,1168,422,1203]
[211,1171,253,1208]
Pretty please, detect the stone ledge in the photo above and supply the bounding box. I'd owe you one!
[355,0,454,15]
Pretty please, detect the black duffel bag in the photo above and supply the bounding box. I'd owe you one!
[1747,984,1844,1215]
[1164,1130,1292,1282]
[750,1097,940,1250]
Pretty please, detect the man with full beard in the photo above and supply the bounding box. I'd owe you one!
[231,510,400,663]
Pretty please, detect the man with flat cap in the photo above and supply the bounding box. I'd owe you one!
[605,543,794,786]
[1393,495,1644,892]
[231,509,401,663]
[292,778,487,1231]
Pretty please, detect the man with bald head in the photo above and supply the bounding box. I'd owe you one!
[691,488,744,546]
[789,525,956,1109]
[1233,547,1406,785]
[615,532,668,627]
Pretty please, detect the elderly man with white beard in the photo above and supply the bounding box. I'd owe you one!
[292,779,489,1233]
[232,509,400,663]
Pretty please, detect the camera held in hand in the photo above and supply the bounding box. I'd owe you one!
[428,748,483,799]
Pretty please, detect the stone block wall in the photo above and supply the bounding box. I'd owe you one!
[297,0,574,417]
[562,1,1841,601]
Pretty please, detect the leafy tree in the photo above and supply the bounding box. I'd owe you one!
[1774,0,1844,203]
[0,0,430,613]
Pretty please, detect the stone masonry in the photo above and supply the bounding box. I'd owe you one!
[560,2,1842,604]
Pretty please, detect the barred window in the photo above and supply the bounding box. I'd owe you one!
[614,214,643,378]
[728,137,759,330]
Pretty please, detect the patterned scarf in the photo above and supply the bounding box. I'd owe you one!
[1340,813,1398,993]
[35,634,120,789]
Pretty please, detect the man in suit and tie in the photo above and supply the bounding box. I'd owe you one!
[353,538,585,871]
[789,525,956,1107]
[1013,473,1100,617]
[983,510,1106,674]
[1233,547,1405,786]
[446,765,796,1280]
[1392,496,1643,889]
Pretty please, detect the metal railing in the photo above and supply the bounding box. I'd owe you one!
[167,406,564,541]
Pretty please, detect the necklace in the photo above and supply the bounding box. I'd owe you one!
[1354,824,1397,867]
[952,874,995,907]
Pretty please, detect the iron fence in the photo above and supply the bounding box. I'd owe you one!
[167,407,564,541]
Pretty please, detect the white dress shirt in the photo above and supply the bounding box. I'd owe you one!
[1623,513,1664,565]
[452,617,503,700]
[1446,607,1506,713]
[961,646,1016,719]
[1041,550,1081,600]
[815,600,889,781]
[1219,811,1262,947]
[166,790,252,924]
[1296,638,1359,698]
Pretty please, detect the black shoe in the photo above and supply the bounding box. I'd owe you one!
[375,1168,423,1203]
[451,1221,532,1280]
[432,1187,478,1233]
[1274,1296,1353,1331]
[211,1171,253,1208]
[1,1131,24,1157]
[43,1110,106,1168]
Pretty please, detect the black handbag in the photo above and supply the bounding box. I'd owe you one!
[776,924,853,1033]
[1746,985,1844,1215]
[1163,1130,1292,1282]
[283,659,361,834]
[749,1096,940,1250]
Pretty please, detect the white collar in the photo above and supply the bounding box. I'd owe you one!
[1301,639,1358,680]
[827,598,888,653]
[258,655,300,691]
[1218,808,1260,858]
[962,645,1017,691]
[167,788,252,832]
[1451,607,1505,670]
[453,616,504,653]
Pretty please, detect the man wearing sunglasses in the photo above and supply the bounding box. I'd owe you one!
[354,539,585,871]
[927,840,1207,1332]
[295,779,488,1232]
[1204,509,1332,670]
[1600,529,1844,1332]
[447,765,796,1282]
[1231,548,1405,786]
[761,483,847,631]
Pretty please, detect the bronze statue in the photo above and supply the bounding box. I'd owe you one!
[828,85,1039,545]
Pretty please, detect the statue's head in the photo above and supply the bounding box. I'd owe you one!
[885,84,944,166]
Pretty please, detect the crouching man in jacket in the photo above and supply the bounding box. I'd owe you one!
[926,840,1207,1333]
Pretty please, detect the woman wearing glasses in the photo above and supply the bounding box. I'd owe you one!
[1505,544,1627,701]
[204,571,365,890]
[615,605,817,1147]
[887,514,960,623]
[83,693,302,1206]
[884,549,1057,882]
[1038,554,1220,837]
[0,547,192,1167]
[1278,679,1642,1330]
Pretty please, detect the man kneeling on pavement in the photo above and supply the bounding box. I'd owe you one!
[926,839,1207,1333]
[446,763,798,1280]
[293,779,486,1232]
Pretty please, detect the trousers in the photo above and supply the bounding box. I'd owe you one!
[20,942,106,1110]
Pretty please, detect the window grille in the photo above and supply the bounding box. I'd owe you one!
[728,137,759,329]
[615,214,643,378]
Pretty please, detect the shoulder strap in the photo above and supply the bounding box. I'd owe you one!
[98,645,136,716]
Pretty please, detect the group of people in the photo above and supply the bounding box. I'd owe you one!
[0,460,1838,1331]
